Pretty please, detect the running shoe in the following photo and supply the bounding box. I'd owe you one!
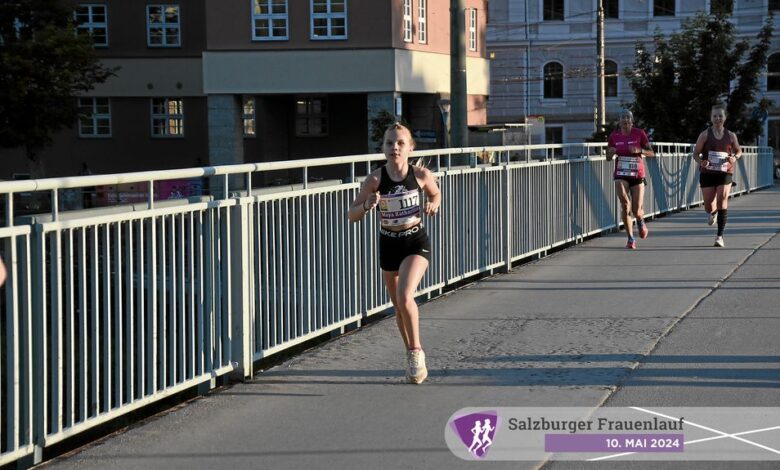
[707,211,717,226]
[714,236,724,248]
[404,350,412,380]
[408,350,428,384]
[626,238,637,249]
[637,221,649,239]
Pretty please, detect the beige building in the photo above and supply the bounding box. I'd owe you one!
[0,0,490,181]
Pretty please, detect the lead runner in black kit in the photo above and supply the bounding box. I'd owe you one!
[348,123,441,384]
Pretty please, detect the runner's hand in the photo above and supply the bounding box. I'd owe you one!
[424,201,439,216]
[364,192,380,211]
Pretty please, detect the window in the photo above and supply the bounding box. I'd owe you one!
[75,5,108,46]
[418,0,427,44]
[604,0,619,19]
[151,98,184,136]
[605,60,618,97]
[545,126,563,157]
[468,8,477,51]
[252,0,288,40]
[653,0,675,16]
[311,0,347,40]
[543,62,564,99]
[243,96,256,136]
[710,0,732,14]
[78,98,111,137]
[147,5,180,47]
[772,0,780,11]
[543,0,564,21]
[295,97,328,136]
[403,0,412,42]
[769,54,780,91]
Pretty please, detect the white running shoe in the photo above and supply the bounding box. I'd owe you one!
[407,350,428,384]
[714,236,724,247]
[707,211,717,226]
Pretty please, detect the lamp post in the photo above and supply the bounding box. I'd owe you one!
[437,98,451,149]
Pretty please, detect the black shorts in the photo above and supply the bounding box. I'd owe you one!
[614,177,646,188]
[378,224,431,271]
[699,172,734,188]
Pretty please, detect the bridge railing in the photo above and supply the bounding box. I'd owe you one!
[0,143,773,466]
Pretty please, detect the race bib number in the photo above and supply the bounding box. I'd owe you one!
[707,151,729,172]
[615,156,640,178]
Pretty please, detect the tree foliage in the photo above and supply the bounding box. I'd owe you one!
[626,12,773,144]
[0,0,115,159]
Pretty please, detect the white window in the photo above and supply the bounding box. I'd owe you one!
[243,96,256,136]
[78,98,111,137]
[653,0,675,16]
[403,0,412,43]
[311,0,347,40]
[252,0,288,40]
[151,98,184,137]
[147,5,181,47]
[295,97,328,136]
[75,4,108,46]
[543,0,564,21]
[418,0,427,44]
[468,8,477,51]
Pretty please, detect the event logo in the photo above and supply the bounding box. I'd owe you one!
[450,411,499,458]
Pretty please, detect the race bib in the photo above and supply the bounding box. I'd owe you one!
[615,155,640,178]
[379,190,421,227]
[707,151,729,172]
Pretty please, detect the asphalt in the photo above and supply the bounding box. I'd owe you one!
[40,184,780,470]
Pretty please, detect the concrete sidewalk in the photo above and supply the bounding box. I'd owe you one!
[42,185,780,470]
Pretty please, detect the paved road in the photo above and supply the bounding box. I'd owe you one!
[41,185,780,470]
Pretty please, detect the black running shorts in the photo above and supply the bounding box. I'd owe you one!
[699,172,734,188]
[378,224,431,272]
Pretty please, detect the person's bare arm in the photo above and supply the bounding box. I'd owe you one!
[348,171,381,223]
[0,258,6,287]
[692,131,708,165]
[416,167,441,216]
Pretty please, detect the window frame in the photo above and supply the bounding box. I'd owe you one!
[543,61,565,100]
[403,0,412,43]
[146,4,181,48]
[543,0,564,21]
[418,0,427,44]
[604,0,619,19]
[468,8,477,52]
[310,0,348,40]
[150,98,185,137]
[78,97,112,138]
[709,0,733,15]
[653,0,676,17]
[768,53,780,92]
[294,96,329,137]
[604,59,618,98]
[251,0,289,41]
[243,96,257,137]
[75,4,109,47]
[544,125,564,158]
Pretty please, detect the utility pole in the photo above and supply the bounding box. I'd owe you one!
[596,0,606,132]
[450,0,468,148]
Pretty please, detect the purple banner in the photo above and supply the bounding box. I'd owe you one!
[545,434,684,453]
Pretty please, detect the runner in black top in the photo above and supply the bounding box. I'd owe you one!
[348,123,441,384]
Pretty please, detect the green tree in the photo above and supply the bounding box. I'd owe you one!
[0,0,115,164]
[625,12,773,144]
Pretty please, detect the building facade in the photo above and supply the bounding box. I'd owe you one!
[487,0,780,149]
[1,0,490,180]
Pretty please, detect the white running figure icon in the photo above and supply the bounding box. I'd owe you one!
[467,420,483,454]
[479,419,496,454]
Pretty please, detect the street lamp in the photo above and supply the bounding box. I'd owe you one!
[437,98,451,149]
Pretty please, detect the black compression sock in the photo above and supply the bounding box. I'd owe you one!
[717,209,728,236]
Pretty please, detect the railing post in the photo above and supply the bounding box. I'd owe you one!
[502,164,513,272]
[229,201,253,380]
[30,224,46,464]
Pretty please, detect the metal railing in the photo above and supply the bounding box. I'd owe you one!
[0,142,774,466]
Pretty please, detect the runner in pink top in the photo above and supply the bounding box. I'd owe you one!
[606,109,655,249]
